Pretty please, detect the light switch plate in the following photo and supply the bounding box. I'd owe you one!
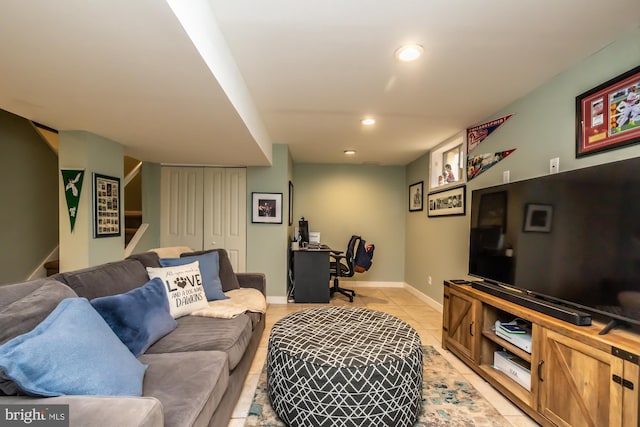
[550,157,559,174]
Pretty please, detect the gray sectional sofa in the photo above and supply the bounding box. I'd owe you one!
[0,248,266,427]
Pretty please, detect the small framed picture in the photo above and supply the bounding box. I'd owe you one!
[252,192,283,224]
[409,181,423,212]
[427,185,466,217]
[93,173,121,238]
[523,203,553,232]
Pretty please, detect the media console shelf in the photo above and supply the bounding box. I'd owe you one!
[443,281,639,427]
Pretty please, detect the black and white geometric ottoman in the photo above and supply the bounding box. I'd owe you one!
[267,306,423,427]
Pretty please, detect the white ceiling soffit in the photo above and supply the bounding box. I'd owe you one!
[0,0,272,166]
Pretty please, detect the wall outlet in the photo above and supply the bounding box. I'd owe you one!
[428,276,432,285]
[550,157,559,174]
[503,170,510,183]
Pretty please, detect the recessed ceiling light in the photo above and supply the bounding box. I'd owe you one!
[395,44,424,62]
[344,150,356,155]
[361,118,376,125]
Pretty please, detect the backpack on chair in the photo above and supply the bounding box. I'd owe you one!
[354,240,375,273]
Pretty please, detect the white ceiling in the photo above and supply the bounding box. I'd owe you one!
[1,1,639,166]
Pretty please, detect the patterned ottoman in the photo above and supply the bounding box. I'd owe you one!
[267,306,423,427]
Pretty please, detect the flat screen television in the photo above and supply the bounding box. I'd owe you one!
[468,156,640,334]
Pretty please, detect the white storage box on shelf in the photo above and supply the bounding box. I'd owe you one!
[493,351,531,391]
[494,320,532,353]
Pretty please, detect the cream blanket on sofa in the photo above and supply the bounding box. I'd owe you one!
[191,288,267,319]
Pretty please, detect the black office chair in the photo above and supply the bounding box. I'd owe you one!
[329,235,361,302]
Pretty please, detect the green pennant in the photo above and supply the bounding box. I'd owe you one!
[60,169,85,232]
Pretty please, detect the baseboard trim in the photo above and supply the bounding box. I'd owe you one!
[403,283,443,312]
[267,296,289,304]
[349,281,404,288]
[28,246,59,281]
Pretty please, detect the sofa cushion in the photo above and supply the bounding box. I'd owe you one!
[91,277,177,357]
[0,279,78,395]
[56,259,150,300]
[145,315,252,370]
[160,251,228,301]
[0,298,147,397]
[139,352,228,427]
[0,279,77,346]
[245,311,262,330]
[146,262,209,318]
[127,251,161,268]
[181,249,240,292]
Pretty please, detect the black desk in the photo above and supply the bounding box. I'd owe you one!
[290,248,331,303]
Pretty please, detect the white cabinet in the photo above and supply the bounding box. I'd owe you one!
[161,166,246,272]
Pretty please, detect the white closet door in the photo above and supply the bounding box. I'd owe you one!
[160,167,204,250]
[203,168,246,272]
[223,168,246,272]
[203,168,224,251]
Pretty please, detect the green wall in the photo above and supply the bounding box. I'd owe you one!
[58,131,124,271]
[247,144,290,298]
[0,110,58,284]
[405,150,468,305]
[293,163,406,283]
[405,27,640,305]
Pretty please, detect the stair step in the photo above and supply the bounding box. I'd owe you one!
[44,259,59,276]
[125,211,143,229]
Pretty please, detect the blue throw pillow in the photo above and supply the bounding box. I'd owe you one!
[0,298,147,397]
[90,277,177,357]
[159,251,228,301]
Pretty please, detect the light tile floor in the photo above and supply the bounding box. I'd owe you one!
[228,286,540,427]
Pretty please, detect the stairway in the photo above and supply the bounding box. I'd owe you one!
[125,211,143,246]
[44,259,59,276]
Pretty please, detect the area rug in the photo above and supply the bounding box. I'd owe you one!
[245,345,510,426]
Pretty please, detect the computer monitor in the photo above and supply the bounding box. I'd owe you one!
[298,218,309,244]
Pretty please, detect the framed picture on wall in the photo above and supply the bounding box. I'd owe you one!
[252,192,283,224]
[93,173,121,238]
[409,181,423,212]
[427,185,466,217]
[288,181,294,226]
[576,64,640,157]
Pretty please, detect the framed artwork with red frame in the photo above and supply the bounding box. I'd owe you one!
[576,65,640,157]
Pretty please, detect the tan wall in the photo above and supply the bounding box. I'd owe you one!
[292,163,406,283]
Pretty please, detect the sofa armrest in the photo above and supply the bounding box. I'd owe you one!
[236,273,266,295]
[0,395,163,427]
